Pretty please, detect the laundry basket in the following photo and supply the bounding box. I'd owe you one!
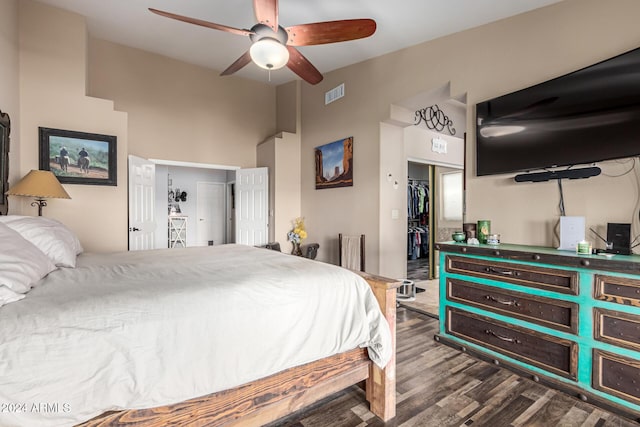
[396,279,416,302]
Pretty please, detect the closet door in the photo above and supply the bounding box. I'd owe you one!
[196,182,226,246]
[434,167,463,274]
[128,155,156,251]
[235,167,268,246]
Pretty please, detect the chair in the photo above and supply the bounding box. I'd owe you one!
[259,242,281,252]
[303,243,319,260]
[338,234,365,271]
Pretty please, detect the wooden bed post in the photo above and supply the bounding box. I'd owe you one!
[357,272,401,421]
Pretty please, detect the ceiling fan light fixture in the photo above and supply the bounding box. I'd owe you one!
[250,38,289,70]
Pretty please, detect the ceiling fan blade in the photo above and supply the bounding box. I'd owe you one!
[220,51,253,76]
[253,0,278,31]
[149,8,253,37]
[286,19,376,46]
[286,46,323,85]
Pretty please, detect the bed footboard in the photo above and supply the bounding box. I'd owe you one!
[79,273,400,426]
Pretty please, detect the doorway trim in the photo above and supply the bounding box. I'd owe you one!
[407,159,463,279]
[407,156,462,170]
[149,158,240,171]
[196,181,227,246]
[129,158,241,250]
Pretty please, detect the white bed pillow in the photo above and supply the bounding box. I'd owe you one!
[0,215,83,267]
[0,222,56,294]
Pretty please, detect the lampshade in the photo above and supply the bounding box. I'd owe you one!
[6,170,71,199]
[249,38,289,70]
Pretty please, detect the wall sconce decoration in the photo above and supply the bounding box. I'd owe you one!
[414,104,456,136]
[385,173,399,189]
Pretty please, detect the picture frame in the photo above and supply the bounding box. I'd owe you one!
[314,136,353,190]
[39,127,117,186]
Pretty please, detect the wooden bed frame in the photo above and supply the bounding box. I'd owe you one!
[79,272,400,426]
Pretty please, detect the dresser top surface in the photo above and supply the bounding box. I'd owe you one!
[436,242,640,274]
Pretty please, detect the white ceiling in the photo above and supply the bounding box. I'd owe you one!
[36,0,563,86]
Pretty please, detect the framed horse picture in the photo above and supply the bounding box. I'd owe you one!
[38,127,117,186]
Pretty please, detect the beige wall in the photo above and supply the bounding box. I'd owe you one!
[17,0,128,252]
[8,0,640,264]
[274,132,301,249]
[276,81,299,134]
[378,123,405,278]
[378,122,464,280]
[300,74,381,268]
[5,1,276,253]
[300,0,640,275]
[257,132,302,249]
[88,38,275,168]
[404,127,464,168]
[0,0,20,187]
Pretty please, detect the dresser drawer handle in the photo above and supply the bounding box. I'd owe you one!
[485,295,520,306]
[485,266,519,276]
[485,329,521,344]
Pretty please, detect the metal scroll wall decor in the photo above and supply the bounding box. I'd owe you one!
[414,104,456,136]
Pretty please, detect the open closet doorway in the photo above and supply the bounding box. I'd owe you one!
[407,161,463,281]
[128,157,268,250]
[159,164,236,248]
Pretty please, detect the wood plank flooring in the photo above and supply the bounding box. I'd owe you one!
[267,308,639,427]
[398,279,439,317]
[407,257,430,281]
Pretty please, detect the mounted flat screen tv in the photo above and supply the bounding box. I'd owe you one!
[475,47,640,177]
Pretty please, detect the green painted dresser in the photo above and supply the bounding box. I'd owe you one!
[435,242,640,422]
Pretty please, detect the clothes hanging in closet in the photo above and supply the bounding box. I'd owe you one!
[407,181,429,225]
[408,226,429,260]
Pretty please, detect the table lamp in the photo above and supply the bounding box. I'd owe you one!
[6,170,71,216]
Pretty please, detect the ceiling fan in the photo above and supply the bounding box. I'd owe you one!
[149,0,377,85]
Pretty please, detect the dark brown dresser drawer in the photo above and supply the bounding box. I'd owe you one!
[445,255,579,295]
[594,308,640,352]
[594,275,640,307]
[593,349,640,406]
[445,307,578,379]
[447,279,579,334]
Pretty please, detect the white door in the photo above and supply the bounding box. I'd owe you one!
[128,155,156,250]
[196,182,226,246]
[235,167,268,246]
[227,181,235,244]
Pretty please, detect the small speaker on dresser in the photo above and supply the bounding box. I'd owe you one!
[606,223,631,255]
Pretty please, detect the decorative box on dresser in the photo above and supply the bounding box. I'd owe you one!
[435,242,640,423]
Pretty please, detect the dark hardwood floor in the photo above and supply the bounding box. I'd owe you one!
[407,257,430,281]
[268,308,639,427]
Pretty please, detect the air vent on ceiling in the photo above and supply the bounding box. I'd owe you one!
[325,83,345,105]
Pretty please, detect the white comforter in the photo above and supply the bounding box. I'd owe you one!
[0,244,391,427]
